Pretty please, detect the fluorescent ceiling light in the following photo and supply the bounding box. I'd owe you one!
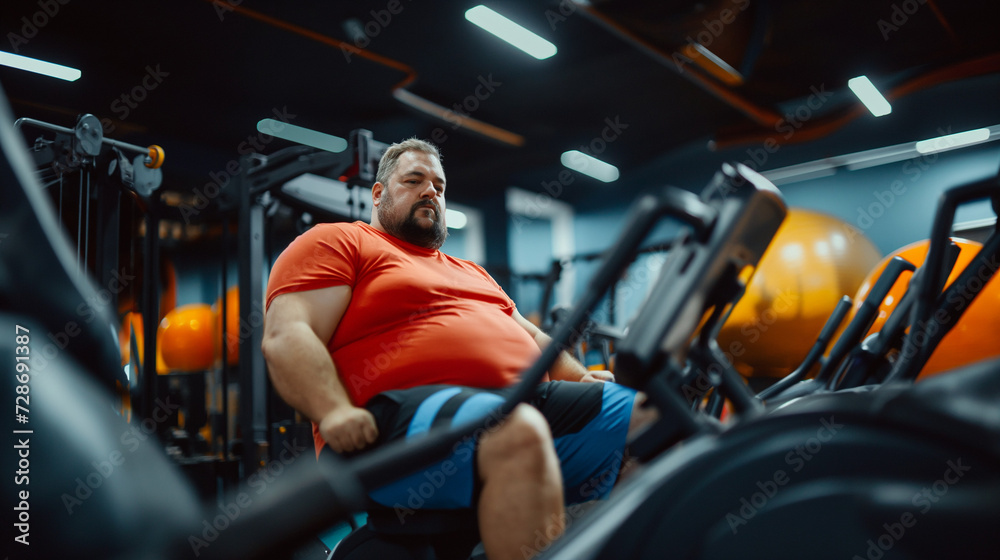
[446,208,467,229]
[915,128,991,155]
[0,50,80,81]
[848,75,892,117]
[681,42,743,86]
[257,119,348,153]
[763,123,1000,185]
[465,5,557,60]
[561,150,619,183]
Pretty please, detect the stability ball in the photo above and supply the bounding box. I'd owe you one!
[158,304,217,372]
[852,237,1000,380]
[716,208,882,377]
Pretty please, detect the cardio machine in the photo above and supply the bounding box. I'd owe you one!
[537,171,1000,559]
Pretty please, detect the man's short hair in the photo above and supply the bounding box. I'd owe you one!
[375,138,442,187]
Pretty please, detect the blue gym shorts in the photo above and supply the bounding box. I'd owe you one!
[357,381,637,510]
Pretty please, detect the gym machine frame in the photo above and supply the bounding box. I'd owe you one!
[13,113,165,419]
[222,129,387,477]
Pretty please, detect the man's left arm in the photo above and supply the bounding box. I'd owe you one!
[512,308,615,383]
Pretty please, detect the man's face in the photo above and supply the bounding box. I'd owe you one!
[375,150,448,250]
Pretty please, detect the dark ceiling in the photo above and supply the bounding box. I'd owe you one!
[4,0,1000,214]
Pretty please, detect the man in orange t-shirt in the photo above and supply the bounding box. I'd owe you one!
[263,139,650,560]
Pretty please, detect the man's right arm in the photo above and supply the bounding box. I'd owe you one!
[261,285,378,453]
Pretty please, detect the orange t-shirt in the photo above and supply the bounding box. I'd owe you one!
[265,221,541,408]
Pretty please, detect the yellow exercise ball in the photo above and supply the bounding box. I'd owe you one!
[716,208,882,377]
[158,304,217,372]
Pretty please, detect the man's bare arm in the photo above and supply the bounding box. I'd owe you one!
[511,308,615,383]
[262,286,377,452]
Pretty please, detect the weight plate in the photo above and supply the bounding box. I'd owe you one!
[75,114,103,156]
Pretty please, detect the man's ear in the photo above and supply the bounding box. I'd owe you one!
[371,182,384,207]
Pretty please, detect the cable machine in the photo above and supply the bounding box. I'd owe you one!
[14,113,165,421]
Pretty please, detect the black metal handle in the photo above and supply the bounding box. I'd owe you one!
[757,295,852,401]
[815,256,915,386]
[866,241,959,360]
[886,176,1000,383]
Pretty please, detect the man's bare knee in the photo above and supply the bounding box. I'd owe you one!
[476,404,565,560]
[478,404,554,475]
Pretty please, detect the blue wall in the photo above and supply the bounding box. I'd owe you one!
[571,205,681,327]
[507,214,554,320]
[778,143,1000,255]
[555,142,1000,329]
[440,225,468,260]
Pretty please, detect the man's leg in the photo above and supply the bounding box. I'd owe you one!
[628,391,659,439]
[360,387,566,558]
[529,381,636,505]
[616,391,659,482]
[477,403,565,560]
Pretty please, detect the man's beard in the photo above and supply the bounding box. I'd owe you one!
[378,192,448,250]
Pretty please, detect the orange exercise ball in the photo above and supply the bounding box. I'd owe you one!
[716,208,883,377]
[119,311,168,374]
[158,304,217,372]
[213,286,240,365]
[850,237,1000,380]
